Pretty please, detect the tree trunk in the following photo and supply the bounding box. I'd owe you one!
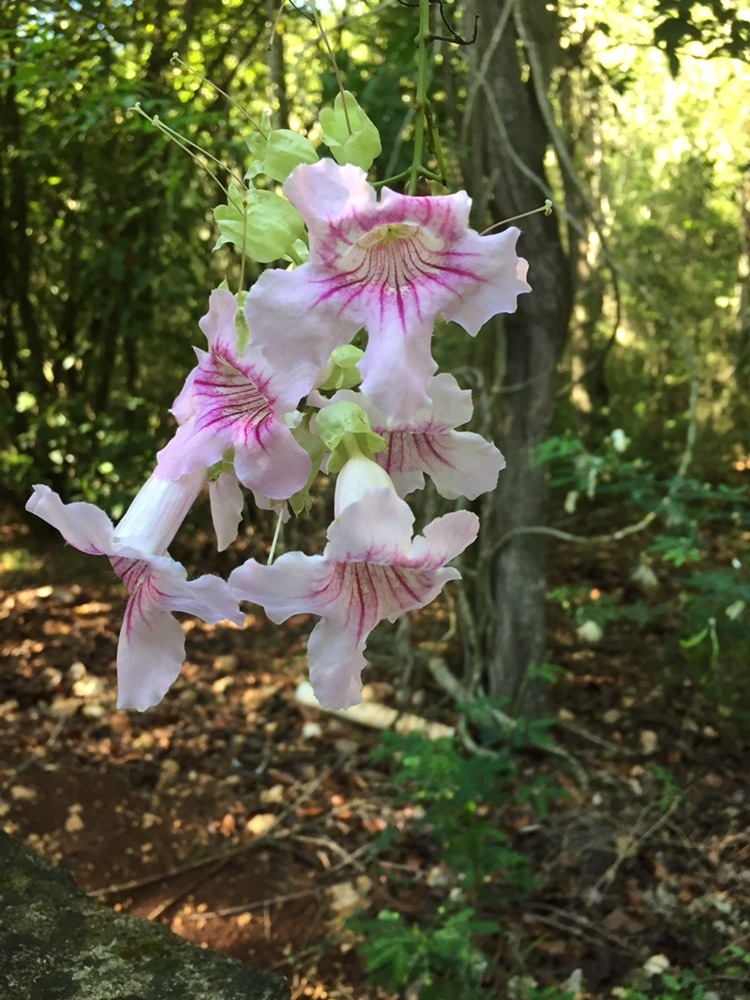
[464,0,573,715]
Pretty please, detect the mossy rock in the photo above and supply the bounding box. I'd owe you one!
[0,830,289,1000]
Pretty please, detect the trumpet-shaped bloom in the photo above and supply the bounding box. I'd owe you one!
[318,373,505,500]
[230,489,478,709]
[26,473,244,711]
[157,289,314,500]
[246,159,530,418]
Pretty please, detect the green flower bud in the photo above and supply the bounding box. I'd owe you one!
[317,344,364,391]
[315,400,386,473]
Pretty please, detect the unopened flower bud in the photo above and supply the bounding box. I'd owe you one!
[334,447,396,517]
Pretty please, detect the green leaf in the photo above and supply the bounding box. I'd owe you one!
[245,127,318,184]
[213,184,305,263]
[320,91,382,170]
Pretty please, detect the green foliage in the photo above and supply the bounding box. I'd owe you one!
[319,90,382,170]
[315,400,386,472]
[350,716,566,997]
[652,0,750,74]
[538,432,749,712]
[351,906,499,1000]
[245,119,318,184]
[611,945,750,999]
[318,4,417,180]
[649,762,683,808]
[2,1,386,505]
[212,183,305,262]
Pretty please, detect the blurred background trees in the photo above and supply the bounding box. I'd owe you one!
[1,0,748,714]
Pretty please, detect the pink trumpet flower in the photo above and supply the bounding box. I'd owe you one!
[26,472,244,711]
[246,159,530,418]
[230,488,478,709]
[157,289,314,501]
[318,373,505,500]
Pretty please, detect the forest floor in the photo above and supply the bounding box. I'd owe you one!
[1,508,749,1000]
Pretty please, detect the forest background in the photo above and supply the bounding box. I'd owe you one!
[1,1,749,999]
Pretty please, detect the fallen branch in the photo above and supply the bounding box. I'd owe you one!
[294,681,455,740]
[427,656,588,789]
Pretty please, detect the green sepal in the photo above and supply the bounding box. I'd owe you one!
[213,183,305,263]
[234,307,250,355]
[319,91,381,171]
[207,453,236,483]
[245,126,318,184]
[318,345,364,391]
[283,238,309,266]
[287,417,329,517]
[315,400,386,474]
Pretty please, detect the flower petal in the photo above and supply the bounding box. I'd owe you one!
[356,314,436,417]
[307,615,368,710]
[26,485,114,555]
[323,376,503,500]
[408,510,479,569]
[284,159,376,242]
[114,555,243,711]
[384,429,505,500]
[231,489,476,710]
[233,418,312,500]
[325,489,415,565]
[210,473,244,552]
[440,228,531,334]
[116,587,188,711]
[253,161,531,419]
[230,552,331,623]
[245,265,358,372]
[157,292,314,497]
[199,287,243,357]
[113,471,205,555]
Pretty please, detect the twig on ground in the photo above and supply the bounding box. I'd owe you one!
[530,904,643,959]
[91,767,333,896]
[556,717,628,754]
[146,858,229,921]
[292,833,369,875]
[190,885,330,920]
[592,789,688,894]
[189,843,372,920]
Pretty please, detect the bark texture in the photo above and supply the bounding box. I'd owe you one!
[466,0,573,714]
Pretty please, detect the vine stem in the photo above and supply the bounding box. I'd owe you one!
[314,9,353,135]
[406,0,431,195]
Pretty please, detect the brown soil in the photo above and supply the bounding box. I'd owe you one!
[2,512,749,1000]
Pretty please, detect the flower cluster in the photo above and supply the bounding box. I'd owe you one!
[28,107,529,712]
